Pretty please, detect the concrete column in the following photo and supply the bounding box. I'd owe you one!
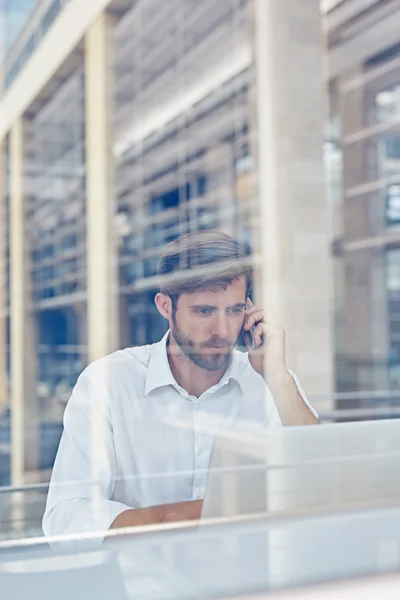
[253,0,333,413]
[85,12,118,363]
[9,118,37,485]
[0,141,7,413]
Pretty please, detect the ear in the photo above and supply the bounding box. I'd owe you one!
[154,293,173,320]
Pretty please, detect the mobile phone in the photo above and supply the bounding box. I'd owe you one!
[243,300,263,350]
[243,326,257,350]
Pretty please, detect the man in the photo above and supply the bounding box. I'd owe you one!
[43,231,318,545]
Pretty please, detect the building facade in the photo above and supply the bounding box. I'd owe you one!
[325,0,400,417]
[0,0,331,485]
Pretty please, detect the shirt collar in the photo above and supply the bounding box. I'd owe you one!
[217,352,245,393]
[144,330,245,396]
[144,331,176,395]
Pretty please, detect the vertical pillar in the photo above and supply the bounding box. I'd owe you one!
[251,1,334,579]
[0,141,7,413]
[0,4,6,412]
[253,0,333,413]
[10,118,37,486]
[85,12,118,363]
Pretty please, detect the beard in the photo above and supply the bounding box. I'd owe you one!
[171,315,237,372]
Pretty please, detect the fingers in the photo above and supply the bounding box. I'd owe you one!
[244,322,265,352]
[244,310,264,330]
[252,322,264,348]
[246,297,254,308]
[245,299,280,330]
[243,329,253,351]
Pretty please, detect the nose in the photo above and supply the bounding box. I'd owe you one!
[211,312,229,339]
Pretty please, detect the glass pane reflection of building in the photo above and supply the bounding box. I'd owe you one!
[386,249,400,391]
[25,66,87,472]
[0,0,257,485]
[0,141,11,485]
[327,0,400,419]
[113,0,255,349]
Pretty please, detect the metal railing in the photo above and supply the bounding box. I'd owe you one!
[0,483,49,541]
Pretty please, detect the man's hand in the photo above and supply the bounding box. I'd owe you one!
[109,499,203,532]
[243,298,319,426]
[243,297,286,380]
[163,499,203,523]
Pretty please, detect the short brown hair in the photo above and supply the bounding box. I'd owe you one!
[157,231,252,303]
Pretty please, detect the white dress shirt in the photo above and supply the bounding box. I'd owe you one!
[43,331,315,546]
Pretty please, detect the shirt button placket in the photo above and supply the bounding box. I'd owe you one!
[193,401,203,499]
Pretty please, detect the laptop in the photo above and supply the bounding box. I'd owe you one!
[201,418,400,519]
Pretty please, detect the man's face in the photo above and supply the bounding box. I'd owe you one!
[171,277,247,372]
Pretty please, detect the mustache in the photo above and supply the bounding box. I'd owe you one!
[202,338,232,348]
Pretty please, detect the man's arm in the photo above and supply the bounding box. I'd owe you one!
[244,298,319,427]
[265,367,319,426]
[43,370,132,547]
[109,499,202,530]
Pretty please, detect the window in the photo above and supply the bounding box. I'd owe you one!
[127,291,168,346]
[378,135,400,180]
[150,187,180,214]
[375,85,400,123]
[386,249,400,386]
[144,256,159,278]
[386,184,400,225]
[385,136,400,160]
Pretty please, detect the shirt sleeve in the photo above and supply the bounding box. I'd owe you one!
[42,369,131,548]
[266,400,283,428]
[287,368,319,419]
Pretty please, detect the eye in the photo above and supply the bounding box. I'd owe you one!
[195,307,213,316]
[228,307,244,314]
